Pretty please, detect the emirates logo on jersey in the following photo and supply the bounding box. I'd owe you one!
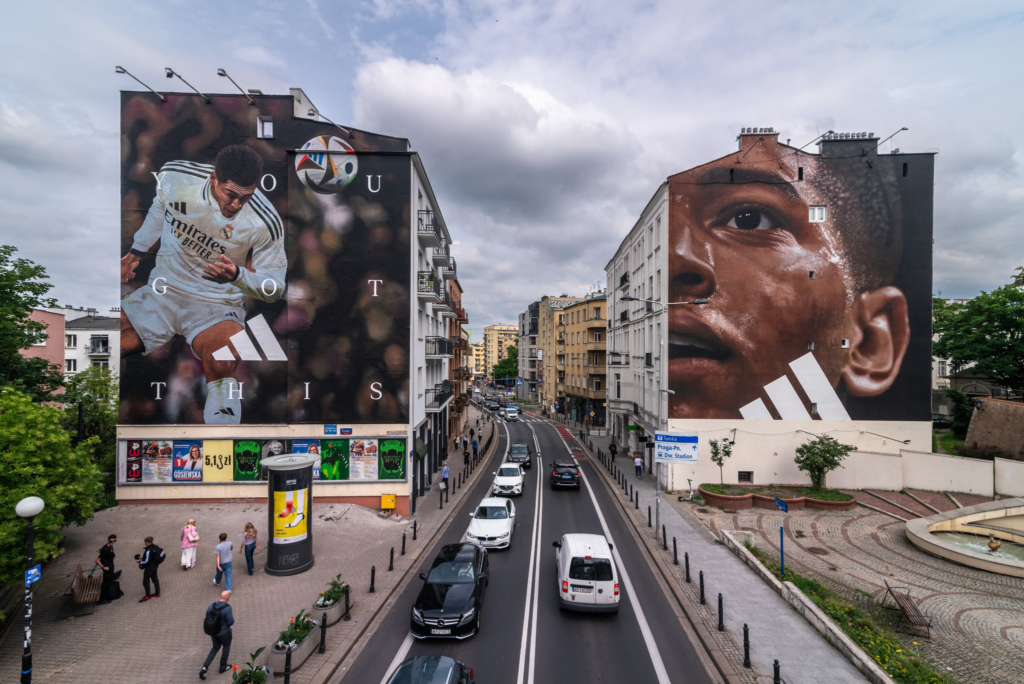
[220,224,234,240]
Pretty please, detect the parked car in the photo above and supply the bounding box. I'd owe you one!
[550,460,581,490]
[553,534,619,612]
[508,442,532,469]
[492,463,525,496]
[466,497,516,549]
[386,655,475,684]
[411,543,489,639]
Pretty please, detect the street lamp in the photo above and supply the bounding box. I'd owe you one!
[16,496,45,684]
[620,296,707,536]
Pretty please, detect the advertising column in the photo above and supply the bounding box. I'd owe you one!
[261,454,317,576]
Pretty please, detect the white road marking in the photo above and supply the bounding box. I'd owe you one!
[515,423,543,684]
[527,425,543,684]
[378,633,414,684]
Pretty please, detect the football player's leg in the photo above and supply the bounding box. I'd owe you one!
[120,310,145,356]
[192,321,244,424]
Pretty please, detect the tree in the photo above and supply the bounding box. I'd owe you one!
[492,344,519,386]
[0,388,102,615]
[944,387,974,438]
[0,245,63,401]
[933,282,1024,391]
[708,438,732,485]
[794,435,855,489]
[60,366,119,483]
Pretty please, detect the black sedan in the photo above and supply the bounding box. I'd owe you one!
[386,655,475,684]
[411,543,489,639]
[550,460,581,490]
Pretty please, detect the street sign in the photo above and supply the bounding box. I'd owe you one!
[516,378,523,385]
[590,411,595,416]
[25,564,41,586]
[654,431,698,463]
[774,497,788,513]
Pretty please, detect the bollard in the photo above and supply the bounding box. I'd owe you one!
[699,570,705,604]
[648,505,652,527]
[630,483,633,499]
[773,659,780,684]
[401,533,406,556]
[663,524,667,550]
[413,520,418,541]
[635,492,639,509]
[673,537,678,565]
[389,547,394,571]
[440,487,443,510]
[743,624,751,668]
[370,566,376,593]
[319,611,327,653]
[343,583,351,621]
[284,646,293,684]
[685,552,691,582]
[718,593,724,631]
[445,485,449,504]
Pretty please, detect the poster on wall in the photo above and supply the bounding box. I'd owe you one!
[203,439,234,482]
[118,92,411,428]
[142,440,173,482]
[126,440,143,482]
[291,440,321,480]
[378,439,406,480]
[350,439,378,480]
[272,488,309,544]
[234,440,264,481]
[320,440,350,481]
[172,441,204,481]
[665,134,932,422]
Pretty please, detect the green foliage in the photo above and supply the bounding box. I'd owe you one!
[276,608,317,649]
[794,435,854,489]
[315,574,348,608]
[708,438,732,485]
[937,431,965,457]
[232,647,268,684]
[699,483,750,496]
[942,388,974,438]
[0,388,102,611]
[0,245,63,401]
[60,366,119,486]
[933,283,1024,390]
[492,344,519,384]
[796,487,854,502]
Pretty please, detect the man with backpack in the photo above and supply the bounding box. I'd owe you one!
[135,536,165,602]
[200,590,234,679]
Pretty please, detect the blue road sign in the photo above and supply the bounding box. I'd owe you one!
[517,378,523,385]
[774,497,788,513]
[25,564,41,586]
[324,424,337,435]
[654,431,698,463]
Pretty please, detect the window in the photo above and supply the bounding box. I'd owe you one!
[738,471,753,484]
[92,360,109,369]
[65,359,77,372]
[798,167,803,180]
[809,206,827,223]
[841,338,850,349]
[256,116,274,139]
[65,334,77,348]
[938,360,947,377]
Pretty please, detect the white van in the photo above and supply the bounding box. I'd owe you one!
[552,533,619,612]
[505,406,519,422]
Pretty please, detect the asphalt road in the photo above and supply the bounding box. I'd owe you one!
[337,413,713,684]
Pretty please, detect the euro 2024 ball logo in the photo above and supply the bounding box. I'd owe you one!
[295,136,358,193]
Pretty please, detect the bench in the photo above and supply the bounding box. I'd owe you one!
[881,579,932,638]
[67,564,102,605]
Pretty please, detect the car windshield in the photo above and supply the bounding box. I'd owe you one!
[569,557,614,581]
[427,560,476,584]
[510,445,528,455]
[475,506,508,520]
[498,467,520,477]
[387,658,458,684]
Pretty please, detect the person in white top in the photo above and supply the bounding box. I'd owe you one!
[634,455,644,479]
[120,146,286,424]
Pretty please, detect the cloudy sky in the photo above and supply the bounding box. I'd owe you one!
[2,0,1022,331]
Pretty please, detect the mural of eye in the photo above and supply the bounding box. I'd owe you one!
[728,209,774,231]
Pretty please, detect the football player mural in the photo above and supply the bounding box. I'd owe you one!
[119,92,411,426]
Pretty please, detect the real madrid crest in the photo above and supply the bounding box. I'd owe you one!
[220,224,234,240]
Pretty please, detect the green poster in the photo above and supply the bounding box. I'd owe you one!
[378,439,406,480]
[234,440,263,481]
[320,440,350,480]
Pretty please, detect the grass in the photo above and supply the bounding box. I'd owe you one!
[700,483,752,496]
[797,487,854,502]
[741,540,951,684]
[701,483,852,502]
[938,432,965,456]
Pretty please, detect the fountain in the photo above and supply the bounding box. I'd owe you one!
[906,498,1024,578]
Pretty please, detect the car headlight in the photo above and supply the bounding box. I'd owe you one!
[412,607,424,623]
[458,608,475,625]
[466,532,477,540]
[498,531,509,539]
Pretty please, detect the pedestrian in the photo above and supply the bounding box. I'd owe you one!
[243,522,261,576]
[472,438,478,458]
[634,454,643,479]
[213,532,234,591]
[135,536,165,602]
[181,518,199,570]
[441,461,450,491]
[470,428,475,440]
[96,534,119,604]
[200,590,234,679]
[609,442,618,460]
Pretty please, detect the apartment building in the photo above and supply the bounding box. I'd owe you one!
[470,342,485,378]
[537,295,583,414]
[483,324,518,383]
[562,293,607,424]
[447,277,470,443]
[517,301,540,401]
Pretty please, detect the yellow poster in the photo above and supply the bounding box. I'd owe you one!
[273,488,308,544]
[203,440,234,482]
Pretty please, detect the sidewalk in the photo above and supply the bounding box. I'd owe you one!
[0,406,498,684]
[579,432,867,684]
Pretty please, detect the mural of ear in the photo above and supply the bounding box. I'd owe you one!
[841,286,910,397]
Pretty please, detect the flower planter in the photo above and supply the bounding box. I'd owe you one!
[752,494,805,510]
[698,486,856,512]
[266,620,319,674]
[804,496,856,511]
[235,666,273,684]
[698,486,752,510]
[312,597,346,627]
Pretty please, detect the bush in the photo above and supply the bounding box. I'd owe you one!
[794,435,855,489]
[276,609,316,650]
[315,574,348,608]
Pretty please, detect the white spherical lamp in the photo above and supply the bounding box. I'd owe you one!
[15,496,45,519]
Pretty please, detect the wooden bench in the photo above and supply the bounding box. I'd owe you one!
[881,579,932,638]
[67,564,102,605]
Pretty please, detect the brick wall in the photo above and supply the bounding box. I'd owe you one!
[966,398,1024,460]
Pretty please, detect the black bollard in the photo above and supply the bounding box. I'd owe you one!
[699,570,705,604]
[743,624,751,668]
[718,593,724,631]
[663,524,667,550]
[370,566,376,593]
[284,646,293,684]
[445,485,449,504]
[630,483,633,499]
[773,659,780,684]
[673,537,678,565]
[413,520,418,541]
[685,552,691,583]
[648,505,652,527]
[440,487,443,510]
[319,611,327,653]
[343,583,351,621]
[635,492,639,509]
[401,533,406,556]
[389,547,394,571]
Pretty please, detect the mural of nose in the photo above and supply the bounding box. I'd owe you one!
[670,231,716,301]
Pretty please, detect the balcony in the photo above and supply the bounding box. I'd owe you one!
[425,336,454,358]
[417,210,442,247]
[452,367,468,381]
[619,272,629,289]
[453,337,469,351]
[588,365,606,375]
[582,340,604,352]
[608,352,628,366]
[417,271,441,301]
[620,310,628,322]
[454,306,468,323]
[88,343,110,356]
[432,238,450,267]
[645,352,654,367]
[425,383,453,412]
[440,255,456,280]
[434,290,457,317]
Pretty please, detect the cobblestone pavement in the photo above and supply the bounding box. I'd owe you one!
[686,496,1024,684]
[0,407,497,684]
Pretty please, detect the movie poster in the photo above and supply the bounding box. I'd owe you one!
[320,440,350,481]
[350,439,378,480]
[202,439,234,482]
[665,132,932,422]
[378,439,406,480]
[126,440,143,482]
[234,440,264,481]
[172,441,204,481]
[118,92,411,427]
[291,440,321,480]
[142,440,173,482]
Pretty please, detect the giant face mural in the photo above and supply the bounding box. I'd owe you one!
[666,133,932,421]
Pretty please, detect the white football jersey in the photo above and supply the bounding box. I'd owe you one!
[130,160,286,306]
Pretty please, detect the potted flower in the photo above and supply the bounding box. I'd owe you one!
[313,574,349,626]
[267,609,320,673]
[232,647,272,684]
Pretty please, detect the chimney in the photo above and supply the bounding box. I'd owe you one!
[737,127,780,152]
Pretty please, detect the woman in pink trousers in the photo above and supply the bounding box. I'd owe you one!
[181,518,199,570]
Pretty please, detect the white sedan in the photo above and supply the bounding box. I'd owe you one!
[491,464,524,497]
[466,498,516,549]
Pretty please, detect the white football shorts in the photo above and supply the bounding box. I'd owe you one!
[122,284,246,355]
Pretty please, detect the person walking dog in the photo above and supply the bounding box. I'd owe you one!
[242,522,261,576]
[181,518,199,570]
[213,532,234,591]
[200,590,234,679]
[135,536,165,602]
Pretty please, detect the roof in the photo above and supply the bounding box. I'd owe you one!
[562,533,612,557]
[65,316,119,331]
[478,497,510,507]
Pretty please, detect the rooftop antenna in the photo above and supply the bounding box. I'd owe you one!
[114,66,165,102]
[307,108,352,138]
[165,68,210,104]
[875,127,909,152]
[216,69,254,104]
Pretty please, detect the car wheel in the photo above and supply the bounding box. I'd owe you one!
[474,609,482,634]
